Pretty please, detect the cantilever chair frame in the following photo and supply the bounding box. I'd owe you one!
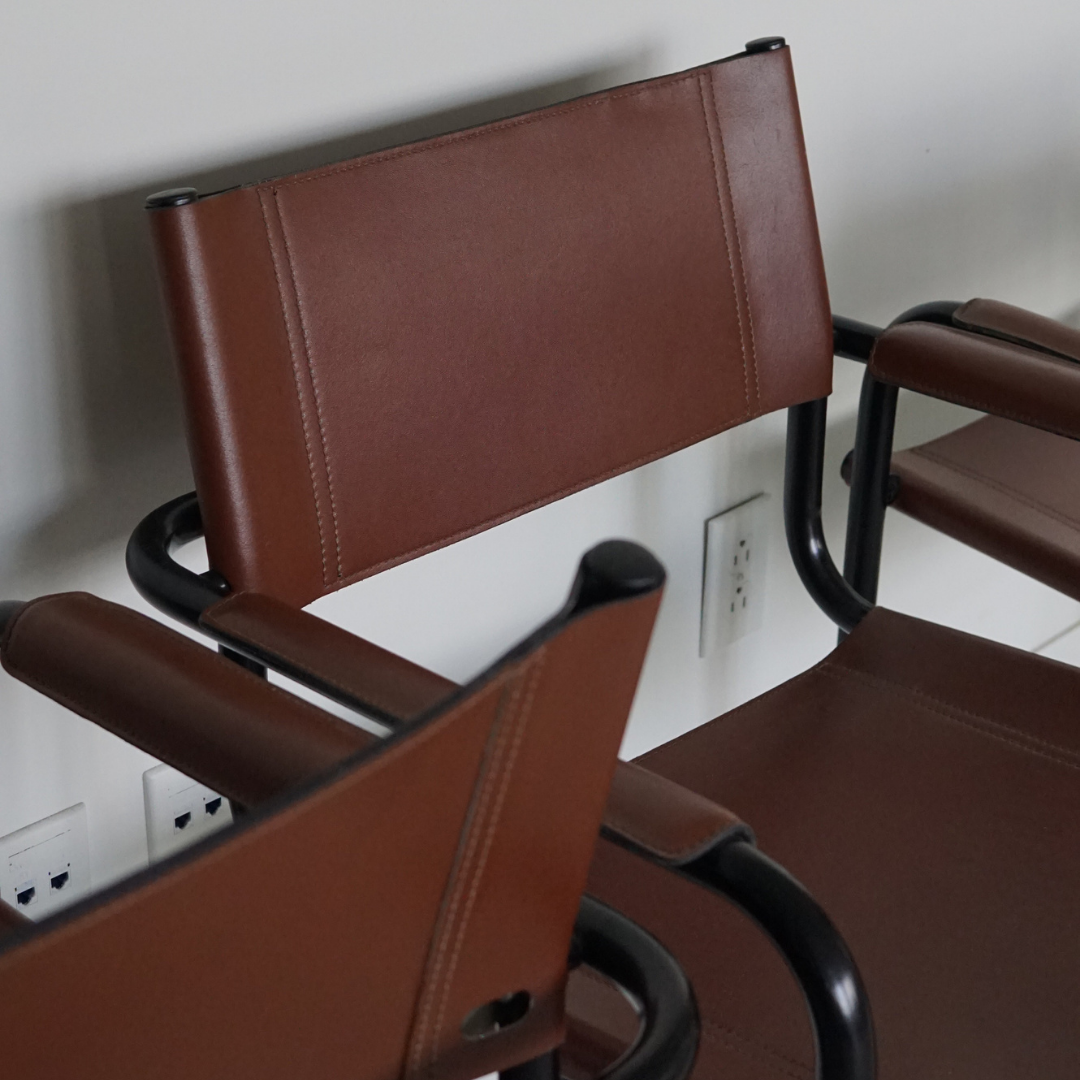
[128,380,876,1080]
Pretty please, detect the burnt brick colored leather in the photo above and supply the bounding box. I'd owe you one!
[197,592,760,864]
[0,901,29,938]
[0,581,661,1079]
[151,45,831,607]
[203,590,457,722]
[0,592,371,807]
[578,607,1080,1080]
[890,415,1080,602]
[954,297,1080,361]
[869,320,1080,440]
[603,760,752,865]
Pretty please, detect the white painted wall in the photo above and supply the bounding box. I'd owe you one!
[1,1,1078,891]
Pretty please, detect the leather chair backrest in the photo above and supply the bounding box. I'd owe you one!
[0,553,662,1080]
[151,44,831,606]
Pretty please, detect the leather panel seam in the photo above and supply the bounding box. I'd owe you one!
[820,661,1080,772]
[697,71,751,422]
[272,189,344,580]
[256,189,331,587]
[905,444,1080,532]
[706,70,760,413]
[700,1019,813,1080]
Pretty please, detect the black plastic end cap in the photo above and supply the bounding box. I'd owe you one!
[145,187,199,210]
[570,541,665,616]
[745,37,786,54]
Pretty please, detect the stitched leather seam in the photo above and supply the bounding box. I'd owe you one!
[407,676,515,1078]
[905,445,1080,532]
[320,415,750,593]
[820,661,1080,772]
[700,1019,812,1080]
[707,71,760,414]
[274,70,705,190]
[429,654,544,1069]
[273,189,345,580]
[697,71,750,422]
[872,362,1076,439]
[256,190,330,586]
[407,662,537,1078]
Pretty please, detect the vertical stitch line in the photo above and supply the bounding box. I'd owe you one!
[697,73,751,421]
[406,675,524,1079]
[427,653,546,1072]
[256,189,330,585]
[272,189,345,579]
[707,73,760,413]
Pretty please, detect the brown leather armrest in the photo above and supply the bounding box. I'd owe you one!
[0,594,372,809]
[201,592,456,724]
[869,319,1080,442]
[953,298,1080,363]
[602,760,753,866]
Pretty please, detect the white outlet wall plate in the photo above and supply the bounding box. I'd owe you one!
[0,804,91,920]
[143,764,233,863]
[700,492,770,656]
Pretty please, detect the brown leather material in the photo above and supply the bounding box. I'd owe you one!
[0,900,30,938]
[954,298,1080,362]
[151,45,831,607]
[202,590,457,722]
[869,321,1080,440]
[197,596,741,863]
[890,415,1080,603]
[0,582,661,1079]
[603,759,752,865]
[580,606,1080,1080]
[0,593,372,808]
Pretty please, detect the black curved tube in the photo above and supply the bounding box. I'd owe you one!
[686,841,875,1080]
[832,315,882,363]
[126,492,226,627]
[571,894,699,1080]
[784,400,872,633]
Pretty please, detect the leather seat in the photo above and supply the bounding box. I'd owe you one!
[890,416,1080,602]
[584,606,1080,1080]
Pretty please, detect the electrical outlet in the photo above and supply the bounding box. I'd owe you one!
[700,493,769,656]
[0,804,91,920]
[143,765,233,863]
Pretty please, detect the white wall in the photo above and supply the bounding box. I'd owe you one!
[2,1,1079,890]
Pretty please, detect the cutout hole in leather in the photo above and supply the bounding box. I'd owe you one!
[460,990,532,1040]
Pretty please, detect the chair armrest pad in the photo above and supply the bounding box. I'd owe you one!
[869,319,1080,440]
[601,760,752,866]
[1,593,371,808]
[201,592,456,724]
[953,298,1080,362]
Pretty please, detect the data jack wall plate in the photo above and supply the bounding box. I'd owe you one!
[700,493,770,656]
[143,764,233,863]
[0,804,91,920]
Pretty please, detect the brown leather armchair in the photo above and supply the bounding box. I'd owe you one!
[0,546,705,1080]
[836,301,1080,611]
[126,34,1080,1080]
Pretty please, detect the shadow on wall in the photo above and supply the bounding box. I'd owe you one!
[822,151,1080,325]
[16,52,656,583]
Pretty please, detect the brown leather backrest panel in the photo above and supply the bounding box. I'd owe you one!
[153,45,831,605]
[0,585,660,1080]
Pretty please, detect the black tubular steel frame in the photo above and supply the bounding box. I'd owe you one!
[832,303,962,635]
